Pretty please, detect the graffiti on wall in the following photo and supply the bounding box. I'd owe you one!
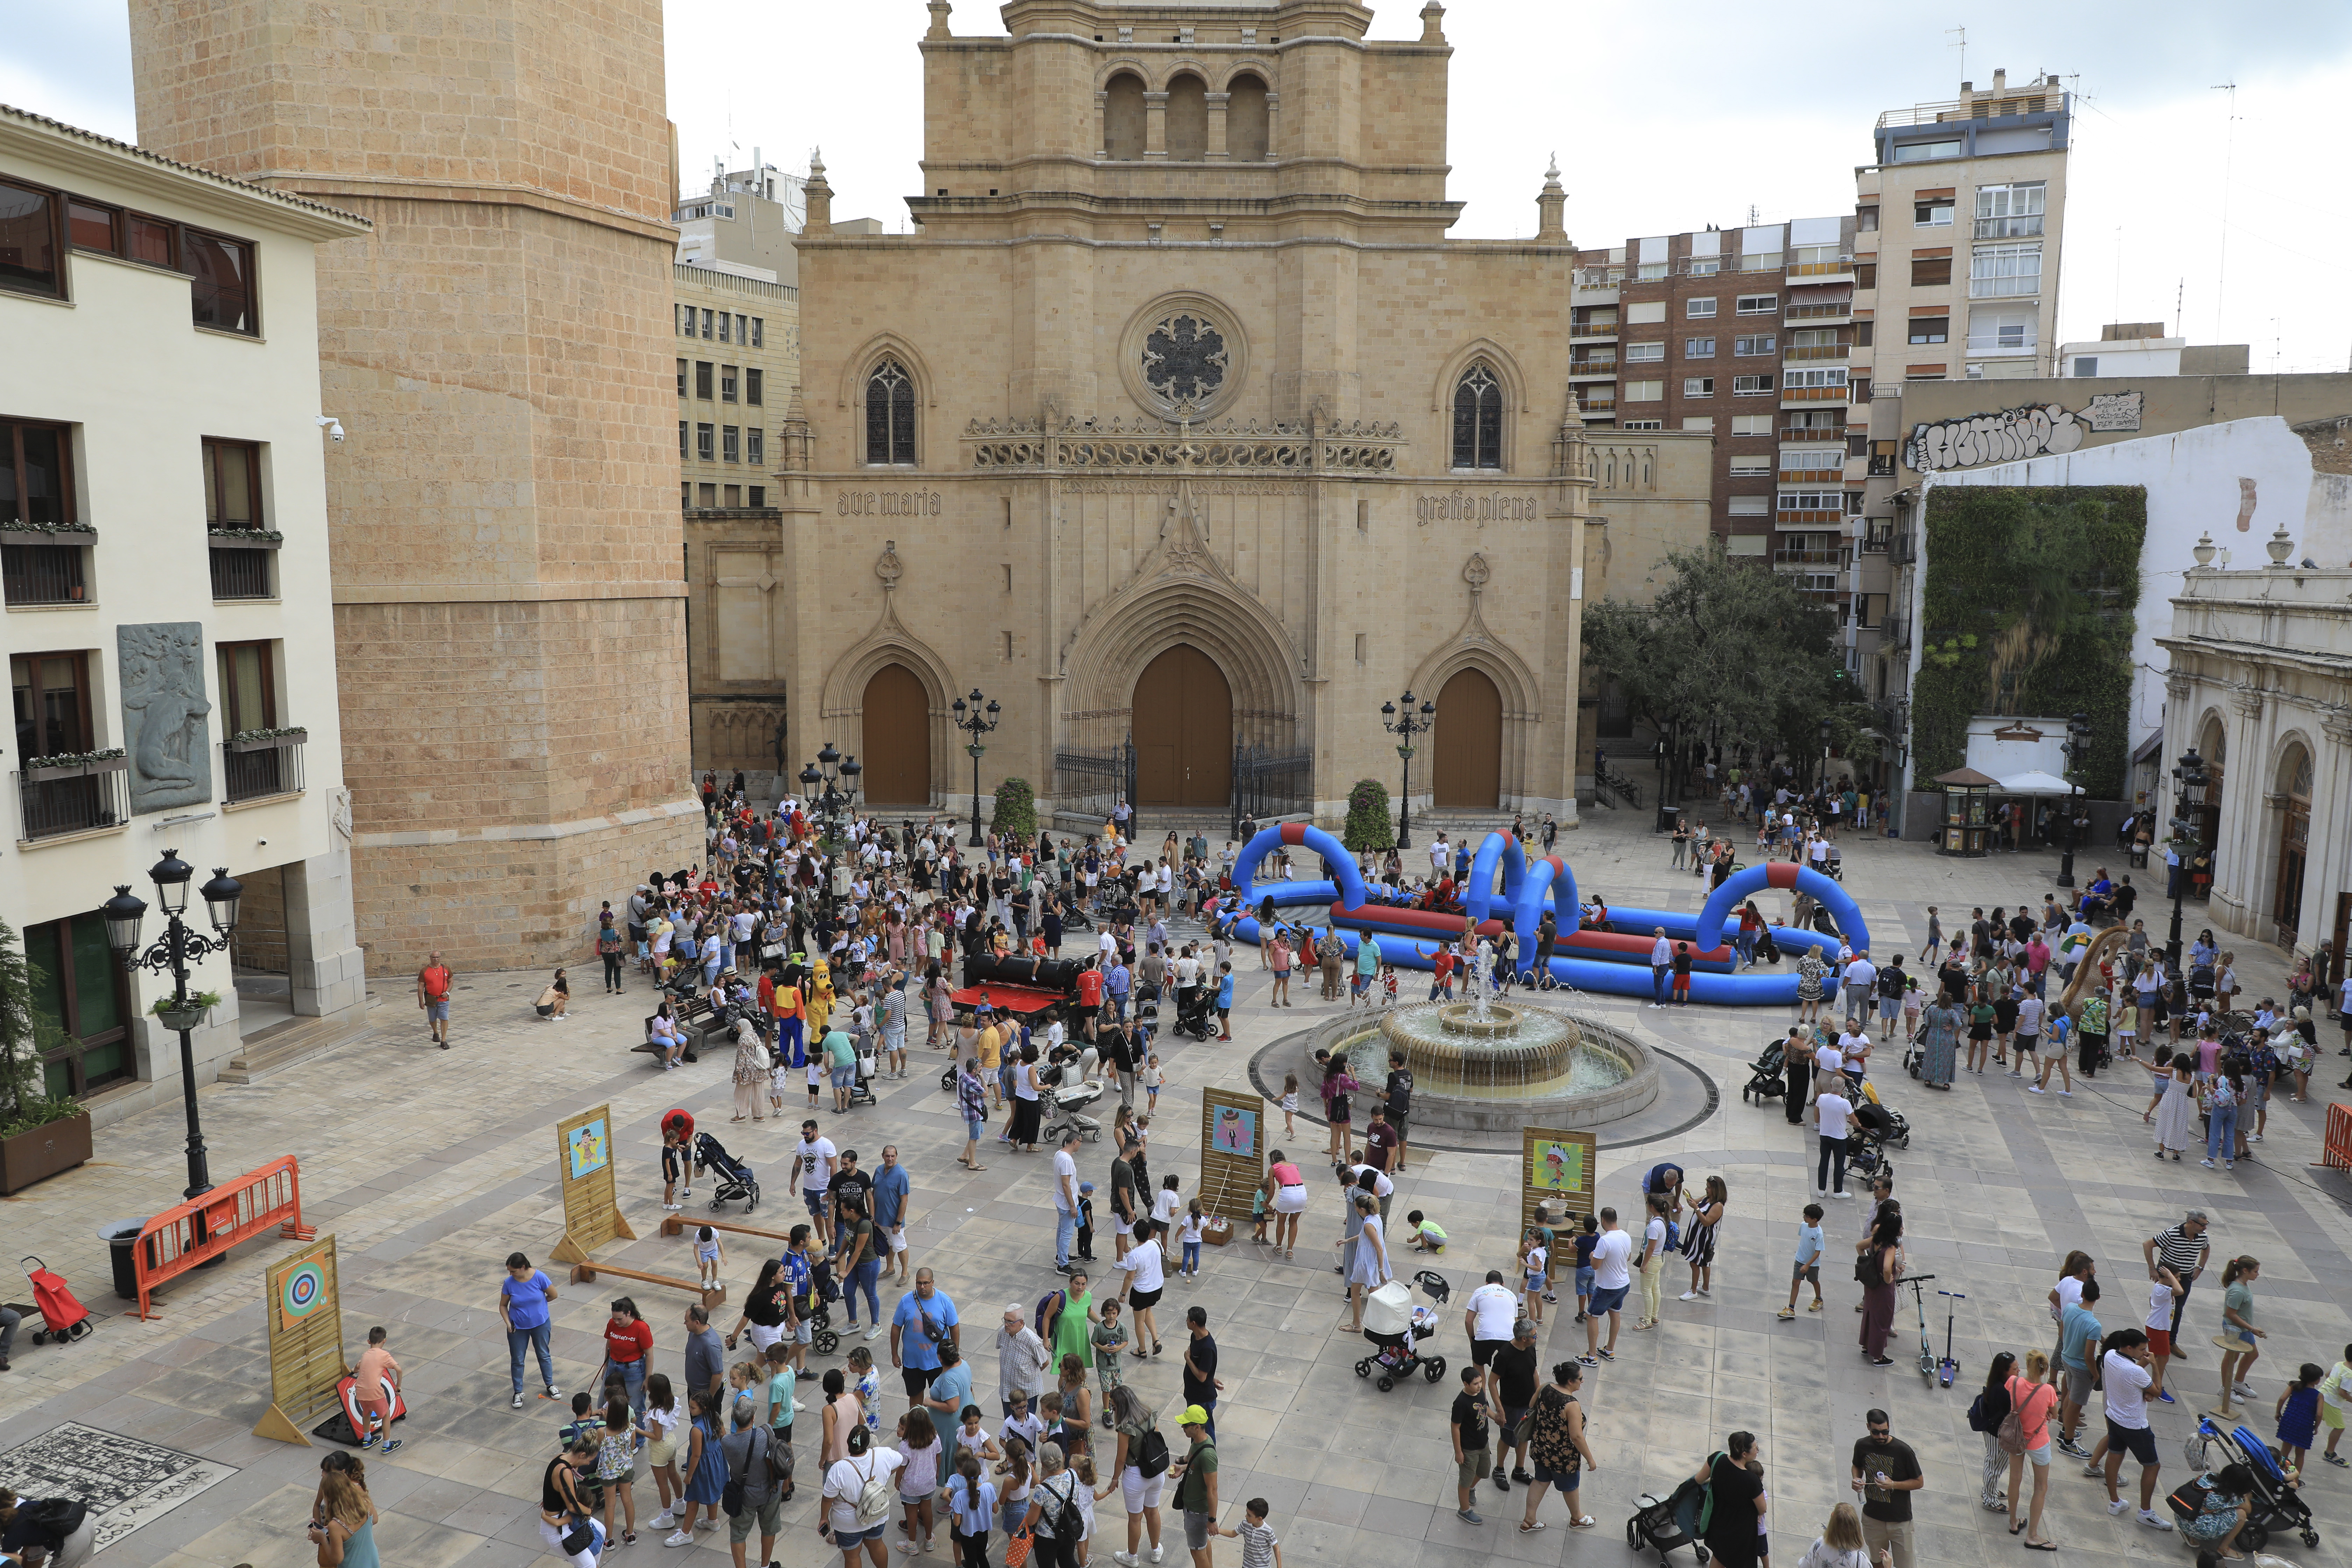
[1906,392,2145,472]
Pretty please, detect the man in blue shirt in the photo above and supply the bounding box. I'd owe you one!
[873,1144,914,1288]
[890,1268,960,1401]
[2055,1278,2104,1457]
[1106,959,1132,1023]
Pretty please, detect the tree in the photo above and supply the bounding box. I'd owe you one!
[990,776,1038,837]
[1580,540,1849,791]
[1342,778,1394,852]
[0,920,71,1139]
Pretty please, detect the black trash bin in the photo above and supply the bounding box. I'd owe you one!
[1657,803,1681,835]
[100,1219,148,1301]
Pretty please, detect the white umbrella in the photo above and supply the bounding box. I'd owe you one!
[1997,770,2078,796]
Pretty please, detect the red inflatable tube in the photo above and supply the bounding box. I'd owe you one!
[1326,903,1506,939]
[1560,929,1735,968]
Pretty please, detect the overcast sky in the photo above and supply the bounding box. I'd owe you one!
[7,2,2351,370]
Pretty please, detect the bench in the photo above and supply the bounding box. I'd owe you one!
[567,1257,728,1311]
[632,1039,696,1066]
[662,1213,797,1244]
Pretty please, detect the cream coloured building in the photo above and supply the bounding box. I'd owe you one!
[1,107,369,1122]
[770,0,1642,828]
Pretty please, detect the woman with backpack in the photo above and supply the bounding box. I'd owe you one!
[821,1426,906,1568]
[1108,1384,1170,1564]
[1855,1208,1904,1366]
[1021,1443,1087,1568]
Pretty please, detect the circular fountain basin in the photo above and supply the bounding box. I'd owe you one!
[1319,1000,1659,1133]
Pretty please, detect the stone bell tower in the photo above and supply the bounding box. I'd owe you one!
[128,0,701,972]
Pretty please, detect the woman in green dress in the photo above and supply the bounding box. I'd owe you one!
[1918,990,1964,1089]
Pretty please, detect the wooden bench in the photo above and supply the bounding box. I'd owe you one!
[567,1256,727,1311]
[632,1039,696,1066]
[662,1213,797,1245]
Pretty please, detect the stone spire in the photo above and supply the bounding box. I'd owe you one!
[925,1,952,40]
[1535,153,1566,242]
[1420,2,1446,43]
[803,147,833,235]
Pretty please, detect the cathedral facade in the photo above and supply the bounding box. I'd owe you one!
[774,0,1605,827]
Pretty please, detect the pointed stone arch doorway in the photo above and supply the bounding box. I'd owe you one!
[1432,667,1503,809]
[1133,644,1232,808]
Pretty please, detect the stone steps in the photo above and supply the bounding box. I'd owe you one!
[217,996,379,1084]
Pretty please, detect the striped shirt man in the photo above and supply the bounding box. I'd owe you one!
[2144,1213,2210,1342]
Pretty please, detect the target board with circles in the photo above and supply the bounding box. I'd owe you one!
[255,1236,345,1447]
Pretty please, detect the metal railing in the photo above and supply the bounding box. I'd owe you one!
[1780,424,1844,442]
[1591,759,1643,810]
[1773,548,1845,567]
[1876,92,2062,128]
[16,765,128,841]
[2,543,86,606]
[1880,614,1910,651]
[1231,743,1312,840]
[1055,738,1136,834]
[1572,322,1620,338]
[1968,274,2043,299]
[209,547,272,600]
[1895,530,1918,565]
[1580,392,1618,410]
[1781,386,1847,401]
[1974,215,2044,239]
[1568,358,1618,375]
[1787,258,1856,276]
[1785,303,1853,321]
[1965,336,2038,355]
[1784,344,1848,361]
[224,737,306,803]
[1574,269,1624,289]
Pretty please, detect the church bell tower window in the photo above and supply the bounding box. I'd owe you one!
[1452,363,1504,470]
[866,359,916,464]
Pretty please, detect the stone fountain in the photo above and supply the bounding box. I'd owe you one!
[1310,992,1659,1134]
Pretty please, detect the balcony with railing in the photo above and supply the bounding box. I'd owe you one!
[1785,302,1854,322]
[1780,423,1844,442]
[15,755,129,841]
[1568,356,1619,378]
[1965,334,2038,357]
[1784,343,1849,362]
[1895,529,1917,565]
[209,547,272,599]
[1779,464,1844,484]
[1571,322,1620,342]
[223,731,307,804]
[1574,268,1624,290]
[1879,613,1910,651]
[1772,546,1844,568]
[1579,390,1617,412]
[2,540,90,606]
[1787,256,1856,280]
[1968,272,2043,299]
[1780,385,1848,405]
[1875,91,2064,128]
[1973,214,2044,240]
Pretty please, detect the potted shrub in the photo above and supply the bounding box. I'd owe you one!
[150,990,222,1034]
[0,919,93,1195]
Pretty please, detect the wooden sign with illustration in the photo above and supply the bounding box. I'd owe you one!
[1519,1126,1598,1279]
[552,1103,636,1265]
[1196,1084,1266,1223]
[254,1234,344,1445]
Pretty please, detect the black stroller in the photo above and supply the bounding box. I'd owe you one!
[2179,1416,2320,1550]
[1846,1100,1899,1182]
[1169,983,1213,1042]
[1627,1471,1712,1565]
[795,1256,842,1356]
[1741,1041,1786,1104]
[692,1132,760,1212]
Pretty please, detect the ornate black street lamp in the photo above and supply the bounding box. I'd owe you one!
[1381,691,1434,850]
[104,851,241,1201]
[951,689,1000,847]
[2056,711,2092,889]
[798,741,860,846]
[2164,747,2207,971]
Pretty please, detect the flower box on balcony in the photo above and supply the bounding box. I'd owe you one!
[23,751,129,783]
[226,728,307,754]
[206,528,285,551]
[0,525,97,547]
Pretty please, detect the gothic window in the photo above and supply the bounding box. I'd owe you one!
[865,358,915,464]
[1141,313,1228,410]
[1452,363,1504,470]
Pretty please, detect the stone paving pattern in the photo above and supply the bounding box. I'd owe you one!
[3,813,2348,1567]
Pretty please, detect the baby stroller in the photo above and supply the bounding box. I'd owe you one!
[1040,1074,1106,1145]
[1853,1080,1910,1146]
[1626,1471,1712,1565]
[1169,985,1213,1042]
[2180,1416,2320,1550]
[1352,1272,1449,1392]
[1846,1100,1898,1182]
[1741,1040,1786,1105]
[848,1037,880,1110]
[796,1258,842,1356]
[691,1132,760,1213]
[15,1256,93,1346]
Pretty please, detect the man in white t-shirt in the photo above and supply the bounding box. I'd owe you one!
[1836,1024,1872,1079]
[1051,1130,1082,1275]
[2090,1335,2171,1530]
[1463,1270,1520,1369]
[794,1120,839,1246]
[1841,954,1877,1023]
[1809,1087,1854,1198]
[1581,1208,1634,1365]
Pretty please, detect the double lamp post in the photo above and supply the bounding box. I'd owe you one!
[952,688,1000,847]
[1381,691,1434,850]
[102,852,243,1203]
[797,741,861,844]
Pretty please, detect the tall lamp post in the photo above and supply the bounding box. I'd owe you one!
[2056,710,2092,889]
[1381,691,1434,850]
[797,741,860,846]
[103,852,242,1202]
[1818,716,1833,793]
[951,689,1000,847]
[2164,746,2207,971]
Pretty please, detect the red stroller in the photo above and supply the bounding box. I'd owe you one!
[19,1256,93,1345]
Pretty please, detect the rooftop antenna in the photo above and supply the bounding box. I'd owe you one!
[2212,80,2238,345]
[1947,25,1966,87]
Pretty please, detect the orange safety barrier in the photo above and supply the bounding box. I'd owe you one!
[132,1155,315,1321]
[2317,1103,2352,1172]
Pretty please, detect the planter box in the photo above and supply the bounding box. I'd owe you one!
[0,528,96,548]
[0,1112,93,1195]
[227,732,307,754]
[206,533,284,551]
[23,755,128,783]
[153,1007,210,1032]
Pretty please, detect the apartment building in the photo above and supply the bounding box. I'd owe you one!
[1571,215,1864,623]
[673,265,798,512]
[1,107,369,1123]
[1854,72,2072,692]
[676,157,803,283]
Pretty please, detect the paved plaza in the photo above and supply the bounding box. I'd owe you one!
[3,809,2348,1568]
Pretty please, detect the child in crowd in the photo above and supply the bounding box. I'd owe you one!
[1250,1180,1269,1245]
[1519,1230,1548,1325]
[1223,1497,1282,1568]
[559,1390,600,1447]
[1572,1214,1601,1324]
[1403,1210,1447,1254]
[597,1398,639,1546]
[1153,1173,1182,1229]
[1091,1299,1129,1416]
[2146,1266,2180,1404]
[695,1224,724,1289]
[1075,1181,1098,1263]
[1778,1202,1826,1320]
[1380,966,1399,1008]
[2277,1363,2324,1478]
[2317,1346,2352,1468]
[1142,1054,1164,1113]
[1178,1201,1206,1281]
[1278,1073,1300,1137]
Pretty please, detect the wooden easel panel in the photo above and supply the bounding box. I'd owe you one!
[258,1235,346,1444]
[1198,1086,1267,1222]
[1519,1128,1597,1279]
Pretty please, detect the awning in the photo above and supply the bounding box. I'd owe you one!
[1997,770,2079,796]
[2132,729,2165,765]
